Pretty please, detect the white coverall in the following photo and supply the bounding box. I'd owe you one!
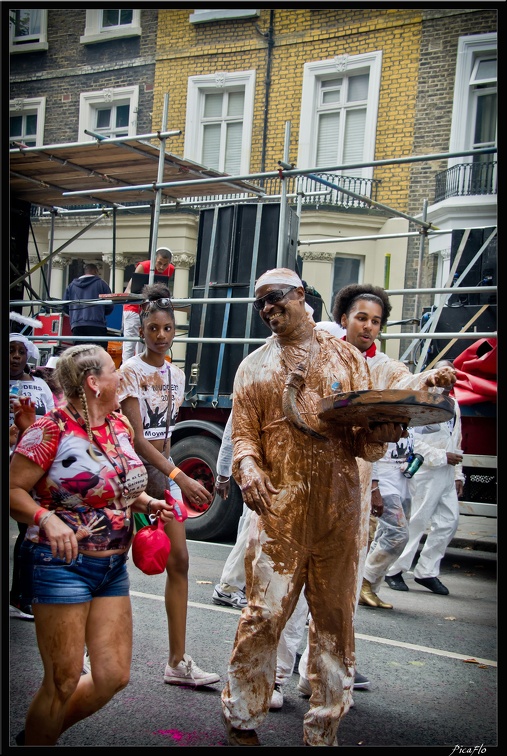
[361,431,414,594]
[386,398,465,580]
[221,329,386,746]
[215,415,247,592]
[298,343,449,679]
[121,309,142,363]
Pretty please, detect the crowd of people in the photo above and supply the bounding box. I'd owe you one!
[9,260,462,747]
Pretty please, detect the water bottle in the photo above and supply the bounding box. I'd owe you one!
[10,381,23,398]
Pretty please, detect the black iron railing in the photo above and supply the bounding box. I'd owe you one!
[250,172,380,209]
[434,160,497,202]
[29,172,381,216]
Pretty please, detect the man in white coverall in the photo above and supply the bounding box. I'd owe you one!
[385,360,465,595]
[297,284,456,689]
[220,268,408,747]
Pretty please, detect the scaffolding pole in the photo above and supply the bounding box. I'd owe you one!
[60,147,496,199]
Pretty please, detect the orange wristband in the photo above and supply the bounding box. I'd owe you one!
[33,508,46,526]
[169,467,182,481]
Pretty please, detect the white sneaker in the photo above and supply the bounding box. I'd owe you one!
[298,676,355,707]
[212,584,247,609]
[298,676,312,696]
[164,654,220,687]
[9,604,34,621]
[270,683,283,709]
[82,650,91,675]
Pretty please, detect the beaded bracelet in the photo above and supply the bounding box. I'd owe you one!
[146,499,156,516]
[169,467,182,481]
[38,510,55,530]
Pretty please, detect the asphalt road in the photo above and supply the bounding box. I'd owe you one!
[6,520,497,751]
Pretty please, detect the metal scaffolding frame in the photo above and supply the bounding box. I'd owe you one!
[10,124,497,365]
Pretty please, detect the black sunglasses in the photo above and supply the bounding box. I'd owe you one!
[140,297,174,313]
[253,286,297,312]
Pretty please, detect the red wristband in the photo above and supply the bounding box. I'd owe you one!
[33,508,47,526]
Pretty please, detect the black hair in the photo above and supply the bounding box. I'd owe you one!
[139,282,174,323]
[332,284,392,329]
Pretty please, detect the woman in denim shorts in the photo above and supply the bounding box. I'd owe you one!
[10,344,174,746]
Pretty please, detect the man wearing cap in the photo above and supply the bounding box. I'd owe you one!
[220,268,406,747]
[121,248,175,364]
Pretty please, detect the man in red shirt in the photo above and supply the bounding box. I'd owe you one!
[121,247,175,364]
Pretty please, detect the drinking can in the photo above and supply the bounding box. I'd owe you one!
[402,453,424,478]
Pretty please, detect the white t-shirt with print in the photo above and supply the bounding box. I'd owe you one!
[118,355,185,441]
[9,376,55,427]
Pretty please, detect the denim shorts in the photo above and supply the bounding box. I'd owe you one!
[19,540,130,605]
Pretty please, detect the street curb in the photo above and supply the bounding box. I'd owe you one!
[447,537,497,553]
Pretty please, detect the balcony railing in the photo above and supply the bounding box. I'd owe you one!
[187,173,380,210]
[434,160,497,203]
[29,172,381,217]
[253,173,380,208]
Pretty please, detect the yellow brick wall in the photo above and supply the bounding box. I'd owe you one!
[153,9,423,211]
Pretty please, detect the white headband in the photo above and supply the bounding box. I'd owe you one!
[10,333,40,361]
[255,268,303,293]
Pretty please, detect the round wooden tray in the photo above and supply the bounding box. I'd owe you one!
[318,389,455,427]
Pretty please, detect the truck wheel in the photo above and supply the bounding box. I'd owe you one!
[170,435,242,542]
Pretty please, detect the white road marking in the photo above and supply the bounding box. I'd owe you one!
[129,591,497,668]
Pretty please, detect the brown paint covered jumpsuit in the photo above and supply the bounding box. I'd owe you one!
[221,329,386,747]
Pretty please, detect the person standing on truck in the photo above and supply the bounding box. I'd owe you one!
[118,282,220,688]
[385,360,465,596]
[63,263,114,351]
[121,248,174,364]
[220,267,406,747]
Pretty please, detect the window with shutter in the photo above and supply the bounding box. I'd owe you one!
[298,53,382,181]
[315,73,369,178]
[185,71,256,175]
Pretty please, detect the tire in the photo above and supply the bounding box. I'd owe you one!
[170,435,242,541]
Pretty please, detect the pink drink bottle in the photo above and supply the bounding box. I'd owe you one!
[164,490,188,522]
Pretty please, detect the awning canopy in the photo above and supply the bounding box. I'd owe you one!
[9,138,263,210]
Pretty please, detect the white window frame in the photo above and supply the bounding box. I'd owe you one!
[297,52,382,180]
[184,70,256,175]
[189,9,259,24]
[80,9,142,45]
[9,97,46,146]
[9,9,48,53]
[448,33,497,166]
[78,86,139,142]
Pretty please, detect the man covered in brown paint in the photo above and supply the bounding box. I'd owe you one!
[220,268,407,747]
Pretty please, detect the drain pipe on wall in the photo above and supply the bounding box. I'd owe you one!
[257,9,275,178]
